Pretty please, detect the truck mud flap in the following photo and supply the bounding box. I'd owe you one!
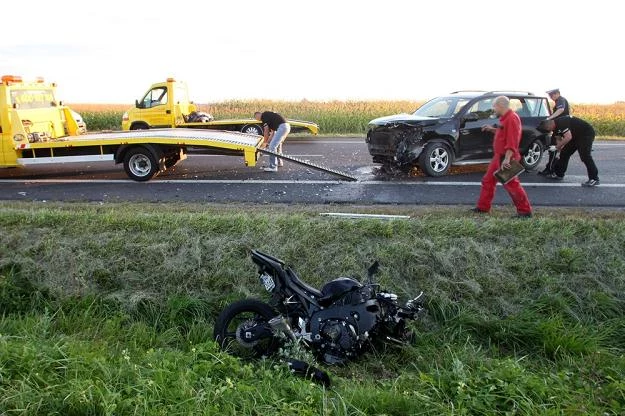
[257,148,357,182]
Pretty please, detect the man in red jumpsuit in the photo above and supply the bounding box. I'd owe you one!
[473,96,533,217]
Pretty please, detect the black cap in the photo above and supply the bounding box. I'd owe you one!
[546,88,560,95]
[537,119,553,132]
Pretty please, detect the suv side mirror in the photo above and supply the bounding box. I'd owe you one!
[464,113,479,122]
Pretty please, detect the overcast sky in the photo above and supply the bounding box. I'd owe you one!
[1,0,621,104]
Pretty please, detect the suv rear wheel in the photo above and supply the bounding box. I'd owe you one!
[522,139,544,171]
[419,142,452,177]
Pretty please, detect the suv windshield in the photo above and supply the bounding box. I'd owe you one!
[414,97,469,118]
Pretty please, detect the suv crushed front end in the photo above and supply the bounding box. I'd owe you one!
[366,114,438,169]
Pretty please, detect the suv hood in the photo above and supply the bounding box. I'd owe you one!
[369,113,440,127]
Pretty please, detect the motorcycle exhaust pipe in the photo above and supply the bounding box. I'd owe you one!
[268,316,297,342]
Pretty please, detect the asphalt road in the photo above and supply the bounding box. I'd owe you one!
[1,138,625,207]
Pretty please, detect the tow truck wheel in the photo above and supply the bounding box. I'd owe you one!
[123,147,159,181]
[241,124,263,136]
[130,122,149,130]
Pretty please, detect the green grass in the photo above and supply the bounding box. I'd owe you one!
[1,202,625,415]
[81,111,122,131]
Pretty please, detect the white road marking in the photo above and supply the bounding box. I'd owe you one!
[191,154,323,157]
[289,140,363,144]
[594,142,625,147]
[1,179,625,188]
[289,139,625,146]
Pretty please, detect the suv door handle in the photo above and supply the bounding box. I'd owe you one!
[166,110,171,114]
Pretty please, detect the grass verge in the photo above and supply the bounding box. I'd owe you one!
[1,202,624,415]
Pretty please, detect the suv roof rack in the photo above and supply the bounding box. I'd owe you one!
[450,90,486,94]
[485,90,535,96]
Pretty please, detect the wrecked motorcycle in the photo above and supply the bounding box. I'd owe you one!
[214,250,424,366]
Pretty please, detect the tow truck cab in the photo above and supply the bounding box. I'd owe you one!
[122,79,319,135]
[122,78,194,130]
[0,75,82,167]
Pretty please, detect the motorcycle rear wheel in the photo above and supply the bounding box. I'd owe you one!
[213,299,280,359]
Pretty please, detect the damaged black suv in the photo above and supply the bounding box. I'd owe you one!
[366,91,551,176]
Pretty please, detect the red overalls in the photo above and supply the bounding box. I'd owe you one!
[476,110,532,215]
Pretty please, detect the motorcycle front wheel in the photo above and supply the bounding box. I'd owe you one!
[213,299,280,359]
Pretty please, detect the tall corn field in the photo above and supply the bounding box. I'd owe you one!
[70,101,625,137]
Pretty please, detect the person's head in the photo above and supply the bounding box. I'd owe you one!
[254,111,262,121]
[492,95,510,117]
[538,119,556,132]
[546,89,560,100]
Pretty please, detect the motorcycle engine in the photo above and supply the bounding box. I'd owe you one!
[318,319,359,365]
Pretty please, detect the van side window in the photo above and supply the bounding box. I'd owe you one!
[141,87,168,109]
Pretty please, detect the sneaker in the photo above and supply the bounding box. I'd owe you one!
[470,207,489,214]
[581,179,600,187]
[548,173,564,180]
[514,212,533,219]
[537,168,552,176]
[264,166,278,172]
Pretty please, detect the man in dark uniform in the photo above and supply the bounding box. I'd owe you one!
[254,111,291,172]
[539,116,599,187]
[539,89,571,175]
[546,89,570,120]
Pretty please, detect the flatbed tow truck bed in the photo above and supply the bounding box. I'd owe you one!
[15,129,357,182]
[18,129,262,165]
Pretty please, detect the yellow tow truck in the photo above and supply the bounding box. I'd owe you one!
[122,78,319,136]
[0,75,262,181]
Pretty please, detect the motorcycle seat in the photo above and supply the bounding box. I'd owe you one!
[286,268,322,298]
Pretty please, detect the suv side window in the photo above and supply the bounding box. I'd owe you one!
[527,98,550,117]
[452,99,471,116]
[510,97,549,117]
[466,98,495,120]
[142,87,168,109]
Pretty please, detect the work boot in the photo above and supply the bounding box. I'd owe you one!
[581,179,600,187]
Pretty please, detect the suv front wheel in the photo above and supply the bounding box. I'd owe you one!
[522,139,544,171]
[419,142,452,177]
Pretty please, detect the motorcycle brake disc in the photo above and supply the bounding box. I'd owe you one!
[235,319,261,348]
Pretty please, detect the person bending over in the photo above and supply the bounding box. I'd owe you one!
[539,116,599,187]
[254,111,291,172]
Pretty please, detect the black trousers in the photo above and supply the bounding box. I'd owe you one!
[545,135,558,172]
[554,133,599,180]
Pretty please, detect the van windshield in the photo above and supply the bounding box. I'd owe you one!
[10,89,56,109]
